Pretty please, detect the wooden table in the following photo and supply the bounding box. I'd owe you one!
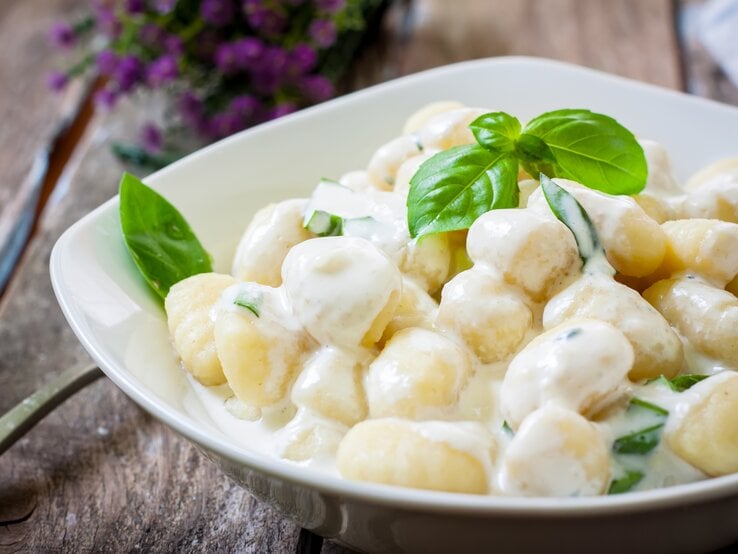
[0,1,735,552]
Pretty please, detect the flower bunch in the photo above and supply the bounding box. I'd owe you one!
[48,0,386,165]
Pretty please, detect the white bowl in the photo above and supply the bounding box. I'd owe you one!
[51,57,738,553]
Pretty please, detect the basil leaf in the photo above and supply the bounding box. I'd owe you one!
[234,289,263,317]
[119,172,212,300]
[540,174,602,263]
[629,398,669,417]
[407,145,518,238]
[613,423,664,455]
[469,112,521,153]
[608,470,644,495]
[521,109,647,195]
[669,374,709,392]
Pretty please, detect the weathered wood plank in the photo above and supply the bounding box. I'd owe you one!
[0,0,89,293]
[0,1,682,552]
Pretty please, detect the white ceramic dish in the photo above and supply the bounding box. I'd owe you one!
[51,57,738,553]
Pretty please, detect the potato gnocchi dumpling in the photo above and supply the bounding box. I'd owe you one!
[644,276,738,367]
[467,209,580,301]
[544,274,683,381]
[232,199,313,286]
[436,269,532,363]
[168,102,738,498]
[500,320,633,430]
[291,347,368,426]
[499,405,611,497]
[281,236,402,348]
[165,272,237,385]
[337,419,493,494]
[667,373,738,476]
[365,328,471,420]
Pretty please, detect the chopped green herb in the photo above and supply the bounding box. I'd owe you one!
[608,470,644,495]
[669,374,709,392]
[305,210,344,236]
[613,423,664,455]
[540,174,603,263]
[630,398,669,417]
[233,289,263,317]
[502,421,513,436]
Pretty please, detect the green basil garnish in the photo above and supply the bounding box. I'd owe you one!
[305,210,344,237]
[406,108,646,239]
[540,174,602,263]
[608,470,644,495]
[407,146,518,237]
[519,109,647,195]
[119,172,212,300]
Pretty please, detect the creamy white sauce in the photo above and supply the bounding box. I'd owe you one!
[177,112,738,498]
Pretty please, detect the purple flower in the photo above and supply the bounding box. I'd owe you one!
[286,43,317,76]
[96,50,119,76]
[47,71,68,92]
[125,0,147,14]
[164,34,184,55]
[114,55,144,92]
[309,19,336,48]
[201,0,235,27]
[139,23,165,46]
[243,1,286,36]
[153,0,176,14]
[315,0,344,13]
[300,74,334,102]
[93,87,118,110]
[177,91,207,132]
[208,111,245,139]
[94,6,122,38]
[269,102,297,120]
[233,37,264,71]
[251,70,280,95]
[146,55,178,87]
[214,43,239,74]
[140,122,164,153]
[49,22,75,49]
[229,95,260,120]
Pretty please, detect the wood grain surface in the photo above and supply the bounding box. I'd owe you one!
[0,0,734,552]
[0,0,90,294]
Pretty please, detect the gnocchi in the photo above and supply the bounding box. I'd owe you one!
[164,101,738,499]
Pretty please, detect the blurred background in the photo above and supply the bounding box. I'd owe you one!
[0,0,737,552]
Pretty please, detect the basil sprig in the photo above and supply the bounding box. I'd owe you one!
[119,172,212,300]
[407,109,646,238]
[233,288,263,317]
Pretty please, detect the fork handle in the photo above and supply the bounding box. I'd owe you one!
[0,362,103,455]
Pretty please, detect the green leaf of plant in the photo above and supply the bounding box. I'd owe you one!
[669,374,709,392]
[119,172,212,300]
[608,470,644,495]
[407,145,519,238]
[540,174,603,263]
[613,423,664,455]
[469,112,521,153]
[521,109,647,195]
